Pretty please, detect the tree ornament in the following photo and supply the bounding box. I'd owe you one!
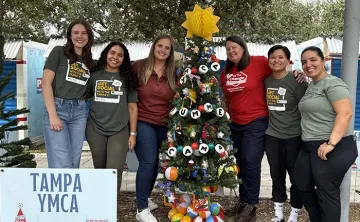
[180,75,187,84]
[191,142,199,150]
[208,143,215,150]
[184,67,192,75]
[188,89,197,101]
[210,62,220,71]
[188,159,195,167]
[183,146,193,156]
[200,82,213,94]
[217,131,225,139]
[198,105,204,112]
[199,143,209,154]
[177,145,184,152]
[190,109,201,119]
[169,107,178,116]
[204,103,214,112]
[215,144,225,153]
[216,108,225,117]
[165,167,178,181]
[167,147,177,157]
[193,149,201,156]
[199,65,209,74]
[191,67,198,74]
[182,88,189,96]
[181,4,220,41]
[190,131,197,138]
[179,108,189,117]
[226,112,231,120]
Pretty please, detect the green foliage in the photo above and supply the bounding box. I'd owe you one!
[0,19,36,167]
[157,36,239,195]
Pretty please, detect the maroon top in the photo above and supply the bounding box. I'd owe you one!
[133,60,175,125]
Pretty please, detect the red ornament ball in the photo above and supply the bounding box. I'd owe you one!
[191,142,199,150]
[198,105,205,112]
[191,67,198,74]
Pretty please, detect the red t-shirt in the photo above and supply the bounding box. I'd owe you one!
[133,60,175,125]
[220,56,272,125]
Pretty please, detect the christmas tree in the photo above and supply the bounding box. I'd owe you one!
[0,30,36,167]
[157,4,239,221]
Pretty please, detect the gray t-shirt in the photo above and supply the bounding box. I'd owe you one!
[88,70,138,136]
[44,46,90,99]
[298,75,351,141]
[264,72,308,139]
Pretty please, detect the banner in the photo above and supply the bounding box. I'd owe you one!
[0,168,117,222]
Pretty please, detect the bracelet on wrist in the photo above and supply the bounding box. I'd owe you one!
[130,132,137,136]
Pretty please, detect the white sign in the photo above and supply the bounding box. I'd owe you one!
[0,168,117,222]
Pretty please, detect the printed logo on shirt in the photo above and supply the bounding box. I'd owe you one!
[94,80,123,103]
[65,60,90,85]
[267,87,287,111]
[225,71,247,92]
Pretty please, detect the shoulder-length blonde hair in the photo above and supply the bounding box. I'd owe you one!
[139,34,176,91]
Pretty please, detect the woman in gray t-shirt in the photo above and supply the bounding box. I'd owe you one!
[294,46,358,222]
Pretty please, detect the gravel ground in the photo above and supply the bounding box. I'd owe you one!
[118,191,360,221]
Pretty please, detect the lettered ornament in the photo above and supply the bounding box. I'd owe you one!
[184,67,192,75]
[225,112,230,120]
[199,65,209,74]
[167,147,177,157]
[191,109,201,119]
[165,167,179,181]
[199,143,209,154]
[183,146,193,157]
[210,62,221,72]
[216,108,225,117]
[179,108,189,117]
[170,107,178,116]
[204,103,213,112]
[180,75,187,84]
[215,144,225,154]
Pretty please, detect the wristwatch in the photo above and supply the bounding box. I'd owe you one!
[130,132,137,136]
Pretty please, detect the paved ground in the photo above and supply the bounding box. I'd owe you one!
[33,151,360,202]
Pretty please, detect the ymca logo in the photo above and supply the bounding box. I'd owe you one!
[14,203,27,222]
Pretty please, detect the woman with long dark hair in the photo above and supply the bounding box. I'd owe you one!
[42,19,94,168]
[86,42,138,193]
[293,46,358,222]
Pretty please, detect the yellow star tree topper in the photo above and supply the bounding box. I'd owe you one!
[182,4,220,41]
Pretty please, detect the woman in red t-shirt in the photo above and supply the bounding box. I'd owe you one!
[132,34,176,222]
[220,35,271,221]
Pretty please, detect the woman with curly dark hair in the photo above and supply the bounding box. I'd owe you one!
[86,42,138,193]
[42,19,94,168]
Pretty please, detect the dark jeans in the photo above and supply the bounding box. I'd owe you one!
[292,136,358,222]
[134,120,168,210]
[265,135,303,208]
[230,116,268,205]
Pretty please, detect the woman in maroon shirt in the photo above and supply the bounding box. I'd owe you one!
[133,34,176,222]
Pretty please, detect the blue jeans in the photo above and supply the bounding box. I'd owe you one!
[230,116,268,205]
[134,120,168,210]
[43,97,87,168]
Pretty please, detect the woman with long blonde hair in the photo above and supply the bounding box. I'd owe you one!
[133,34,176,222]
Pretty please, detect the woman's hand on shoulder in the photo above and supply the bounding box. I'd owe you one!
[293,70,307,83]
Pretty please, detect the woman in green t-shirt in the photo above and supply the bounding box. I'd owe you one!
[86,42,138,194]
[42,19,94,168]
[294,46,358,221]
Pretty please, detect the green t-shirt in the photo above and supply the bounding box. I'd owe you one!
[88,70,138,136]
[264,72,308,139]
[298,75,351,141]
[44,46,90,99]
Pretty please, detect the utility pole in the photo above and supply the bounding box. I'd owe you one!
[340,0,360,222]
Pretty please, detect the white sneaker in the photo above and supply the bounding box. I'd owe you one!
[136,208,157,222]
[148,198,158,211]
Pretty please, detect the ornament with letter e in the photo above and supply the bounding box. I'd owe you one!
[15,203,27,222]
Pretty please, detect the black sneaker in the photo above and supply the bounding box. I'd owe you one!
[225,199,246,216]
[236,204,257,222]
